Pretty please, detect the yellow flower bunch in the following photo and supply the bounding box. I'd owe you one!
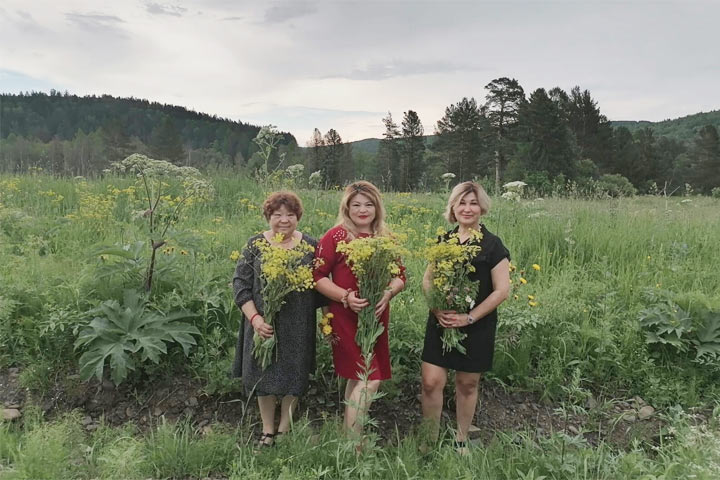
[424,229,483,355]
[319,312,337,344]
[250,235,316,369]
[335,235,406,358]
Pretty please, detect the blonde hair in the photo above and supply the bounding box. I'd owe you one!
[336,181,389,236]
[444,181,491,223]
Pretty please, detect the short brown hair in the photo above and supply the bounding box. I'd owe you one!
[444,181,491,223]
[262,191,303,221]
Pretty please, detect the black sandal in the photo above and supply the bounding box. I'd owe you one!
[257,432,275,448]
[454,440,469,455]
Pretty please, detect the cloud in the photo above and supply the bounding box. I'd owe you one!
[262,2,316,24]
[64,12,125,33]
[145,2,187,17]
[326,60,486,81]
[222,15,243,21]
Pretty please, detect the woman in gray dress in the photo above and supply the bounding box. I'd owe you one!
[232,191,320,447]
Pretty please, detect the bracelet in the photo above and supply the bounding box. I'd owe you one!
[250,313,261,324]
[467,312,477,325]
[340,289,353,309]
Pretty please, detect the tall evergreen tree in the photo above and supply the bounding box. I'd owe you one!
[376,113,401,190]
[691,125,720,193]
[306,128,325,173]
[323,128,344,187]
[567,87,613,171]
[516,88,577,179]
[485,77,525,192]
[435,97,488,180]
[610,126,637,181]
[399,110,425,190]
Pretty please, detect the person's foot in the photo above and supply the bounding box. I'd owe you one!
[256,432,275,450]
[454,439,469,456]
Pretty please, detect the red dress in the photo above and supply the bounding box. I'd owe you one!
[314,225,404,381]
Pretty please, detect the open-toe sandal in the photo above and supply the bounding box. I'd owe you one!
[256,432,275,449]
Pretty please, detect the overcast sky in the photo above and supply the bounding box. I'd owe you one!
[1,1,718,143]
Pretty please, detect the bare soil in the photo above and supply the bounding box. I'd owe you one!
[1,367,684,449]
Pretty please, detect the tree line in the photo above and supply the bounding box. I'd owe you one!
[1,86,719,195]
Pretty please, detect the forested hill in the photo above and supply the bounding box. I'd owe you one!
[349,111,720,155]
[611,110,720,142]
[0,91,296,167]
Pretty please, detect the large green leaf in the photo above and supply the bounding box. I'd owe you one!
[163,322,201,355]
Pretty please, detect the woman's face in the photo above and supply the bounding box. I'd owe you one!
[453,191,482,227]
[348,192,376,231]
[268,204,298,237]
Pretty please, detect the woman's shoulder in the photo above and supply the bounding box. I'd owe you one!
[322,225,349,243]
[300,232,318,247]
[243,233,265,250]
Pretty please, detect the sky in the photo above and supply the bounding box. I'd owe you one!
[1,0,718,143]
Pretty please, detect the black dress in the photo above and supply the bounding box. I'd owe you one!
[421,224,510,372]
[231,233,321,396]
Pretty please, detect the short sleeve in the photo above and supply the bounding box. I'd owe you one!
[313,227,342,282]
[488,236,510,269]
[232,237,258,309]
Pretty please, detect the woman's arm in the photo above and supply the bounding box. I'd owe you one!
[447,258,510,327]
[231,239,273,338]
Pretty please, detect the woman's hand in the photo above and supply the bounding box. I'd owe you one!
[374,289,392,319]
[251,315,274,339]
[432,309,458,328]
[347,290,370,313]
[445,313,473,328]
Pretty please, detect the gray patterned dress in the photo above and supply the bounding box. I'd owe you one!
[231,233,320,396]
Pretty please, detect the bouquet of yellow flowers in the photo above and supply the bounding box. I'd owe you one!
[336,235,406,365]
[425,229,483,354]
[252,234,315,369]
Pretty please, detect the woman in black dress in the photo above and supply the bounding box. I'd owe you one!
[420,181,510,451]
[232,191,320,447]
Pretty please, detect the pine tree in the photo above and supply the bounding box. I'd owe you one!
[566,87,613,172]
[435,97,488,181]
[306,128,325,173]
[485,77,525,192]
[691,125,720,193]
[323,129,344,187]
[399,110,425,190]
[516,88,577,180]
[376,113,401,190]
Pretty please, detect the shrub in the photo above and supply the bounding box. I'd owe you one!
[596,174,636,197]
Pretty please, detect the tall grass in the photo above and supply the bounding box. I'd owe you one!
[1,172,719,405]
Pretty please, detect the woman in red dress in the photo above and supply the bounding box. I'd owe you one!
[314,181,405,436]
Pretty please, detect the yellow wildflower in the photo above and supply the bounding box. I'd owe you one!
[230,250,240,262]
[532,264,541,271]
[529,301,538,307]
[322,325,333,335]
[520,277,527,285]
[527,295,535,300]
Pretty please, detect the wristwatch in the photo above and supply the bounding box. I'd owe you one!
[466,312,477,325]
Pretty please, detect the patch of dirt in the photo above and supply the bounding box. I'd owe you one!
[0,367,676,449]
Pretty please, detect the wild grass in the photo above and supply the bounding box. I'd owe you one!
[1,171,720,477]
[0,411,720,479]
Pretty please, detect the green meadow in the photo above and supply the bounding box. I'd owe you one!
[1,171,720,479]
